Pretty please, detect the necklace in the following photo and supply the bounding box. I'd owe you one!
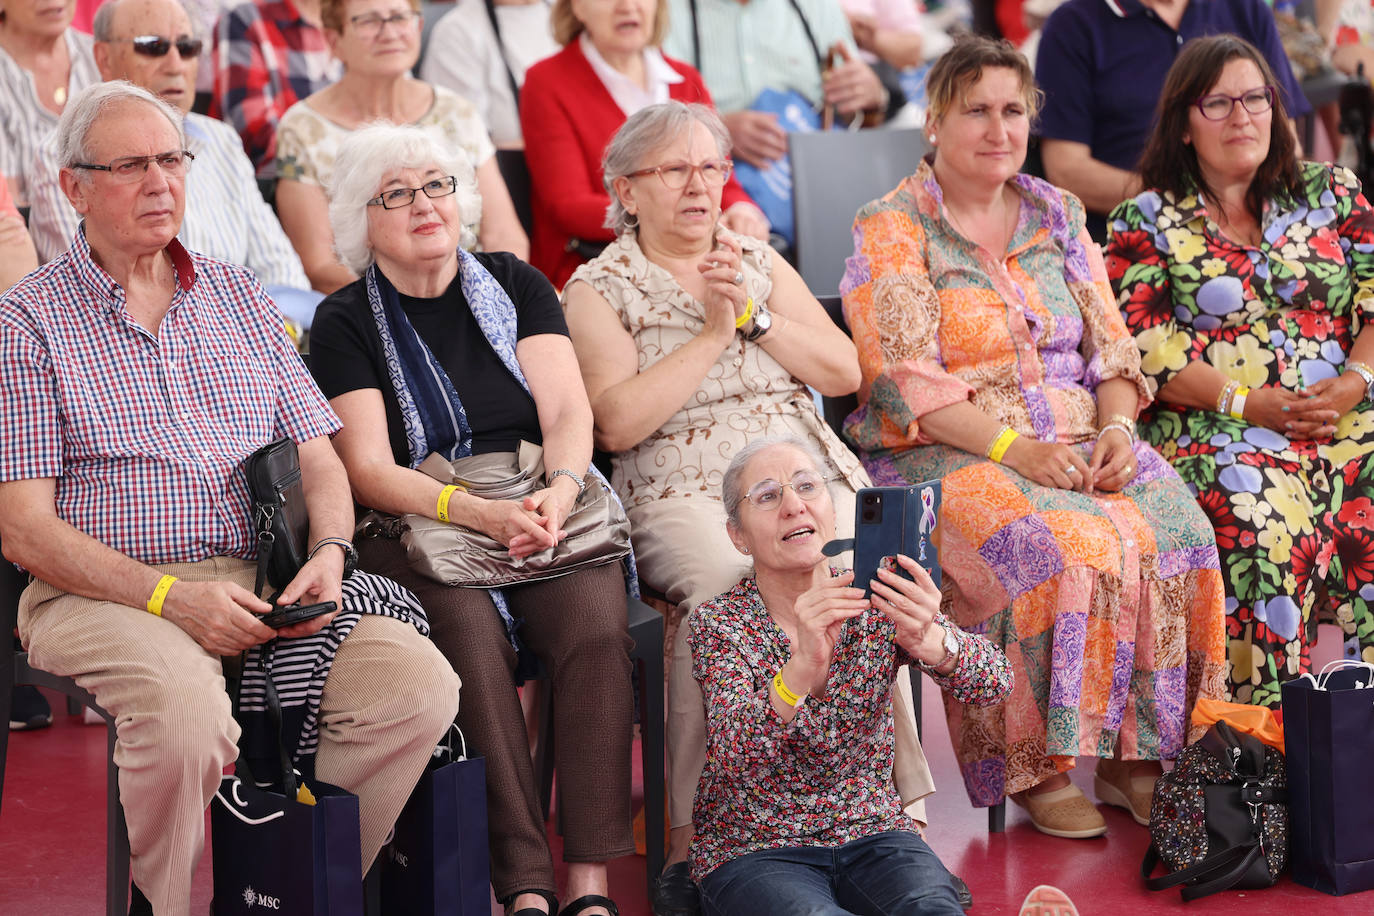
[944,188,1018,257]
[54,84,66,106]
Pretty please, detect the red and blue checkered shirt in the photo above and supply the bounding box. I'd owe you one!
[0,230,341,565]
[212,0,342,178]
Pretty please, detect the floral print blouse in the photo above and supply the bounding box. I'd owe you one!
[687,574,1013,882]
[1107,161,1374,394]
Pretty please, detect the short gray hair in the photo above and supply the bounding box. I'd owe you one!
[93,0,198,42]
[721,436,829,526]
[601,101,731,236]
[56,81,185,177]
[328,123,481,274]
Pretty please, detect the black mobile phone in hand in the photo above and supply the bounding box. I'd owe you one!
[259,595,337,629]
[850,481,942,597]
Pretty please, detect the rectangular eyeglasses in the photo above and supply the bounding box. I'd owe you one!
[71,150,195,182]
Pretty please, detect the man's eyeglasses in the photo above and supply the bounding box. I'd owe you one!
[367,175,458,209]
[625,159,733,190]
[349,10,422,38]
[1195,86,1274,121]
[115,35,204,58]
[72,149,195,183]
[744,470,828,511]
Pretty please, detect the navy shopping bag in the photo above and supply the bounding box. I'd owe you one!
[1280,659,1374,895]
[211,770,364,915]
[380,724,491,914]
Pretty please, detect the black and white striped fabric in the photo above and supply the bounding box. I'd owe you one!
[238,570,430,765]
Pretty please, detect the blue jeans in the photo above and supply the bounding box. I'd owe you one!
[699,830,964,916]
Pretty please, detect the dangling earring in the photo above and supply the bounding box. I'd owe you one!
[624,211,639,229]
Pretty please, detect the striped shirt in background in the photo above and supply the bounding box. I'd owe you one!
[0,30,100,207]
[212,0,342,178]
[661,0,855,113]
[0,231,340,565]
[26,112,311,292]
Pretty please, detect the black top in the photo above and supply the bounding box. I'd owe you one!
[309,251,568,463]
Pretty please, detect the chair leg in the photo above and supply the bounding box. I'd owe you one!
[627,599,666,900]
[988,800,1006,833]
[106,714,130,915]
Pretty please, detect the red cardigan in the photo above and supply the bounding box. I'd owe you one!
[520,41,754,288]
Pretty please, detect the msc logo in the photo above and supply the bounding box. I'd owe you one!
[389,846,410,869]
[241,886,282,909]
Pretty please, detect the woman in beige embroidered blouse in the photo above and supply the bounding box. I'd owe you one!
[561,100,934,900]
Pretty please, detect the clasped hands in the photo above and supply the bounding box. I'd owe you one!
[1001,428,1136,493]
[786,556,948,696]
[1241,375,1361,440]
[476,472,582,560]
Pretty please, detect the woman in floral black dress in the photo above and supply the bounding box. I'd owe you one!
[1107,35,1374,705]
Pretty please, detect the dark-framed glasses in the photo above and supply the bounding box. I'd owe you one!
[1195,85,1274,121]
[744,470,829,511]
[367,175,458,209]
[115,35,204,58]
[625,159,733,190]
[72,149,195,183]
[349,9,422,37]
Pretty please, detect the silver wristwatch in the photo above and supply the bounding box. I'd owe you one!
[916,622,960,674]
[548,468,586,495]
[742,303,773,342]
[1346,362,1374,401]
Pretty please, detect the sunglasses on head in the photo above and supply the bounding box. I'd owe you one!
[123,35,204,58]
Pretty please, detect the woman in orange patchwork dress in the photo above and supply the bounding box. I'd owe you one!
[840,36,1228,839]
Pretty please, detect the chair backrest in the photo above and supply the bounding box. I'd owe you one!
[816,295,859,443]
[415,1,454,75]
[790,128,929,297]
[496,147,536,239]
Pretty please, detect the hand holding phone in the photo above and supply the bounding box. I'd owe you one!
[259,591,337,629]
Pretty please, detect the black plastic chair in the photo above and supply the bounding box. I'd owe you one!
[815,295,1007,833]
[533,594,665,900]
[496,148,536,240]
[790,129,930,297]
[0,544,131,913]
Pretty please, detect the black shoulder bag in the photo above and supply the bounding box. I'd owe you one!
[243,437,309,597]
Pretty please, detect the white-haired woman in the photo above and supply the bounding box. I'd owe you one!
[273,0,528,294]
[308,123,631,916]
[562,101,937,913]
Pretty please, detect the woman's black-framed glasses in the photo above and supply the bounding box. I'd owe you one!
[626,159,733,190]
[349,9,423,37]
[367,176,458,209]
[1195,85,1274,121]
[744,470,829,511]
[72,149,195,183]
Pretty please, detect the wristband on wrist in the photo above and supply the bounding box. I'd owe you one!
[1216,380,1238,415]
[772,670,806,707]
[735,297,755,330]
[1229,386,1251,420]
[436,484,464,523]
[147,574,177,617]
[986,426,1019,463]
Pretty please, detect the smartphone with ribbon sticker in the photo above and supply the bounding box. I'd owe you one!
[849,481,942,597]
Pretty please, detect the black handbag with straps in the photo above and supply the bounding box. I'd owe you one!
[243,437,309,596]
[1141,720,1289,902]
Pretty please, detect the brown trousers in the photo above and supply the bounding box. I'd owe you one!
[18,556,460,916]
[358,538,635,901]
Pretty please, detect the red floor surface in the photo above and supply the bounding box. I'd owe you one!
[3,628,1372,915]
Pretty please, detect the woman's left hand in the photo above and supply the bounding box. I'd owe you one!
[869,555,945,665]
[719,202,770,242]
[514,477,580,555]
[1089,427,1137,493]
[1302,373,1365,423]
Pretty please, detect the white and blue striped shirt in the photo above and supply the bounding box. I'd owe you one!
[27,110,311,293]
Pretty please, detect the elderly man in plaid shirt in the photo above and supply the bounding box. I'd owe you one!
[0,80,459,916]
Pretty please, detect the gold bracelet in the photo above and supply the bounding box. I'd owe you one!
[436,484,464,523]
[735,297,755,329]
[1100,413,1136,441]
[772,670,805,707]
[146,574,177,617]
[987,427,1020,463]
[1216,380,1238,414]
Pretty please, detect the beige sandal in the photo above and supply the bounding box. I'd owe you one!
[1010,784,1107,838]
[1094,758,1158,826]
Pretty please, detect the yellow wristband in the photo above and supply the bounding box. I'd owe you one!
[146,574,177,617]
[436,484,463,523]
[1229,386,1250,420]
[735,297,755,329]
[987,427,1020,463]
[773,670,805,707]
